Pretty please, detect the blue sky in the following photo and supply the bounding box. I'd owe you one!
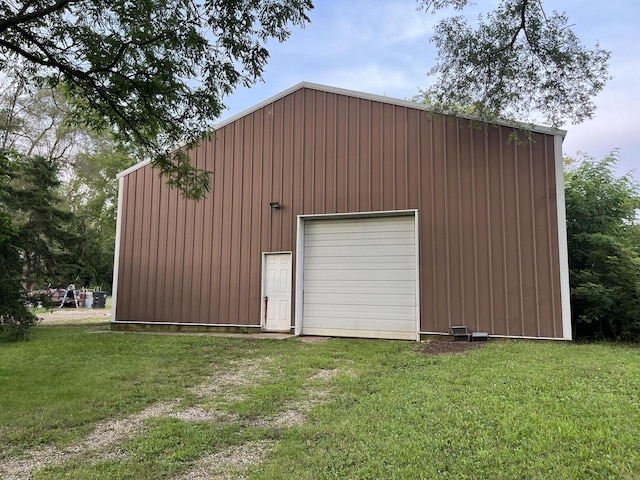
[221,0,639,177]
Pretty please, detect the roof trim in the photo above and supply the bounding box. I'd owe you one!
[117,81,567,178]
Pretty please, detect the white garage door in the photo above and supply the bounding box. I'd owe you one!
[302,215,417,340]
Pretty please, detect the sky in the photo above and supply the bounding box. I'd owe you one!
[220,0,640,177]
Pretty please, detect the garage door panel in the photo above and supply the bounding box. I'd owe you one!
[303,303,416,320]
[304,269,415,282]
[303,316,416,332]
[305,218,414,235]
[304,280,415,295]
[302,214,417,340]
[305,229,413,241]
[302,327,417,341]
[304,292,415,307]
[304,256,415,269]
[304,237,415,247]
[304,244,414,258]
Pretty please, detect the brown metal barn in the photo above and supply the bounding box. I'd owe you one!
[112,82,571,340]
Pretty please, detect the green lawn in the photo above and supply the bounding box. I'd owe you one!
[1,326,639,479]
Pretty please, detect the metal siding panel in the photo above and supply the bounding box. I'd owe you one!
[419,115,436,332]
[517,136,539,336]
[271,99,284,248]
[302,89,315,213]
[446,118,463,327]
[487,125,508,335]
[142,165,158,322]
[370,101,383,211]
[199,140,215,324]
[171,170,188,322]
[358,100,372,212]
[238,117,253,325]
[180,159,197,324]
[161,173,179,321]
[531,135,555,337]
[324,93,337,213]
[335,94,348,213]
[209,125,226,323]
[189,145,206,324]
[347,97,359,212]
[281,93,294,249]
[313,91,325,213]
[472,125,493,333]
[151,165,168,323]
[501,130,521,336]
[218,128,233,323]
[228,122,243,324]
[247,113,262,326]
[382,103,395,210]
[395,107,408,210]
[458,119,479,330]
[432,116,449,333]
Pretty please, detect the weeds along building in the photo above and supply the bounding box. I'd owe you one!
[112,82,571,341]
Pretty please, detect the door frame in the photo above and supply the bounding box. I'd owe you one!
[260,251,293,332]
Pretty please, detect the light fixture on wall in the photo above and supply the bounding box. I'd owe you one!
[269,201,281,209]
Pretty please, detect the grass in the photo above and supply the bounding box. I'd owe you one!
[1,326,639,479]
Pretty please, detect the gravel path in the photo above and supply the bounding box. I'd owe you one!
[0,356,343,479]
[36,307,111,324]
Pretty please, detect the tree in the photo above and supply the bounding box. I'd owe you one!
[418,0,610,128]
[62,134,136,288]
[565,151,640,341]
[1,153,78,290]
[0,0,313,199]
[0,153,37,340]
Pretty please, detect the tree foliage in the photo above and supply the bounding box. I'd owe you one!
[0,153,37,340]
[419,0,610,127]
[1,153,77,290]
[62,134,136,287]
[0,0,313,199]
[565,151,640,341]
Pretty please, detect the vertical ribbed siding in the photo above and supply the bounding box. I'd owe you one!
[116,87,564,338]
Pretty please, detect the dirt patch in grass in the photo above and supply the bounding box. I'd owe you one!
[418,339,486,355]
[0,401,177,480]
[36,307,111,325]
[0,357,343,479]
[178,440,276,480]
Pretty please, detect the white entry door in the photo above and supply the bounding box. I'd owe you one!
[262,253,292,332]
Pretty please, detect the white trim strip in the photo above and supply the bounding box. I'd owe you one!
[110,176,125,324]
[554,134,573,340]
[117,159,151,179]
[414,211,421,341]
[295,216,304,337]
[298,209,417,220]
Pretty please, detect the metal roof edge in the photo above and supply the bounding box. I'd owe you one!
[295,82,567,137]
[117,158,151,179]
[117,81,567,178]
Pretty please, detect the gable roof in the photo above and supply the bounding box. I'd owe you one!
[118,81,567,179]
